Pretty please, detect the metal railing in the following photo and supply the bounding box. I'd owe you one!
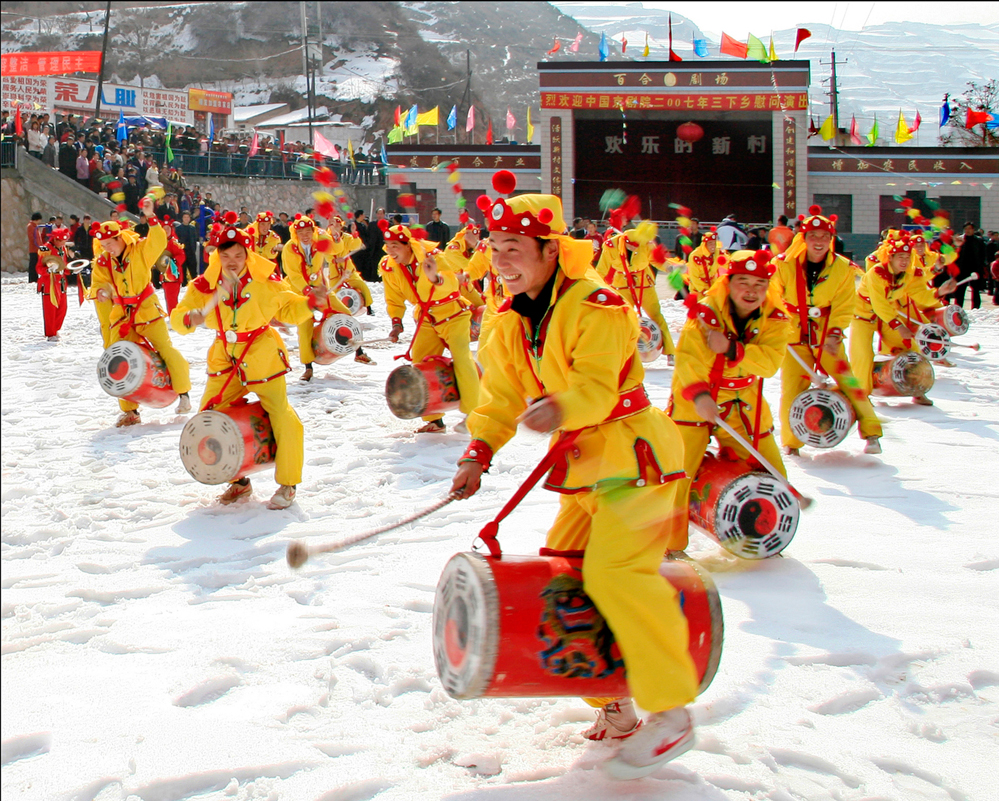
[0,138,16,167]
[149,149,386,185]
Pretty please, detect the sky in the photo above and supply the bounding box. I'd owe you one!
[557,1,999,39]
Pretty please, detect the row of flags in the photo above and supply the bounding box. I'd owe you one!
[816,100,997,146]
[386,104,535,144]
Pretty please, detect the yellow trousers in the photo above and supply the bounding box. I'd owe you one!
[546,482,699,713]
[296,318,319,365]
[622,283,675,356]
[779,343,883,448]
[666,412,786,552]
[199,373,304,486]
[459,282,485,308]
[110,317,192,412]
[412,313,480,422]
[849,318,909,396]
[344,273,373,308]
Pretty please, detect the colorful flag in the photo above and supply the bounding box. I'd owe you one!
[570,33,582,53]
[598,32,609,61]
[417,107,439,126]
[381,140,388,167]
[966,108,992,128]
[394,106,401,126]
[720,33,748,59]
[794,28,811,53]
[747,34,768,63]
[506,107,515,131]
[446,105,457,131]
[643,33,649,58]
[117,109,127,143]
[769,36,778,62]
[849,115,863,145]
[526,107,534,144]
[939,97,951,127]
[668,14,682,61]
[14,103,22,136]
[486,120,493,145]
[866,116,879,147]
[208,112,214,144]
[819,115,836,141]
[894,109,913,143]
[314,130,339,158]
[165,121,174,163]
[405,104,418,129]
[348,139,355,168]
[808,117,819,138]
[910,110,922,133]
[547,37,561,56]
[387,126,403,145]
[248,129,259,157]
[466,106,475,133]
[622,38,628,54]
[693,38,709,58]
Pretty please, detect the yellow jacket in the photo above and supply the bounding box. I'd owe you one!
[906,264,944,316]
[596,234,663,294]
[468,267,685,492]
[170,251,314,384]
[281,235,352,317]
[773,239,856,347]
[668,277,793,432]
[326,231,364,287]
[685,241,725,296]
[465,241,507,313]
[856,263,915,329]
[245,225,282,262]
[90,221,168,331]
[379,252,466,327]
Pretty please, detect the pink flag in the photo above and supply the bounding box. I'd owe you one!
[546,37,561,56]
[248,130,259,157]
[466,105,475,133]
[506,107,515,131]
[313,130,340,159]
[794,28,811,53]
[849,115,863,145]
[570,33,582,53]
[910,110,922,133]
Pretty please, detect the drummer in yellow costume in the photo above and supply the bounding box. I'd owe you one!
[245,210,282,269]
[908,233,958,315]
[773,206,884,455]
[450,187,700,780]
[327,215,374,313]
[464,233,508,349]
[171,213,324,510]
[596,224,676,359]
[850,236,934,405]
[90,196,192,427]
[442,223,486,308]
[666,250,792,548]
[684,227,727,298]
[280,214,366,380]
[380,221,479,433]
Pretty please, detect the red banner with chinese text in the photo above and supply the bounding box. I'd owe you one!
[1,51,102,76]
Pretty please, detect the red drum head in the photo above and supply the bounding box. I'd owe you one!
[336,287,365,316]
[914,323,951,362]
[320,314,362,355]
[715,472,798,558]
[637,316,664,363]
[933,305,970,337]
[788,388,856,449]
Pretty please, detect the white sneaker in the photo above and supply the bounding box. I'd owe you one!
[176,393,192,414]
[267,484,297,510]
[583,699,642,741]
[604,707,694,780]
[863,436,882,455]
[454,416,469,434]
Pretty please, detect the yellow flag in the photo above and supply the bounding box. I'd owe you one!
[643,34,650,58]
[348,139,355,167]
[819,115,836,141]
[526,107,534,144]
[894,109,913,143]
[769,35,777,62]
[416,106,439,126]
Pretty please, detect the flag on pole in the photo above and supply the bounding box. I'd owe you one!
[387,126,403,145]
[794,28,812,53]
[526,107,534,144]
[570,33,582,53]
[417,107,439,126]
[720,33,748,59]
[746,34,768,63]
[668,14,682,61]
[598,32,609,61]
[939,97,951,127]
[622,37,628,54]
[405,105,418,129]
[14,103,23,136]
[486,120,493,145]
[642,33,650,58]
[769,35,778,62]
[894,109,913,144]
[248,129,259,157]
[117,109,128,143]
[208,112,215,144]
[381,140,388,168]
[693,38,709,58]
[348,139,355,168]
[165,121,174,164]
[314,130,339,158]
[446,105,457,131]
[547,37,561,56]
[910,110,922,133]
[966,108,993,128]
[849,115,863,145]
[819,115,836,141]
[506,107,515,132]
[466,106,475,133]
[866,116,879,146]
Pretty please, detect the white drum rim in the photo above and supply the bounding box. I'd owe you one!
[385,363,430,419]
[915,323,951,362]
[433,552,499,700]
[890,351,934,395]
[939,305,970,336]
[787,388,856,449]
[336,287,366,316]
[97,340,148,398]
[712,470,799,559]
[178,410,246,485]
[637,316,664,362]
[320,314,363,355]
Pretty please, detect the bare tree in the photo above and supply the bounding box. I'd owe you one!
[941,80,998,148]
[114,14,154,89]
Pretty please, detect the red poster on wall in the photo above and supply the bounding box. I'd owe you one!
[1,51,102,76]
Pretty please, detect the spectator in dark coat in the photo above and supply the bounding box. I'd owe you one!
[58,136,78,179]
[73,215,94,260]
[363,207,388,282]
[954,222,986,309]
[425,208,451,248]
[123,175,142,215]
[175,211,200,283]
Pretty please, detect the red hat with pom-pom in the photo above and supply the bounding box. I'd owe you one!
[381,218,413,244]
[91,220,127,241]
[886,238,913,257]
[208,210,252,248]
[479,169,566,239]
[799,204,838,236]
[255,210,274,223]
[291,213,315,231]
[726,249,777,280]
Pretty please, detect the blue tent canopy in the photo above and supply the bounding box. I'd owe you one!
[122,115,169,130]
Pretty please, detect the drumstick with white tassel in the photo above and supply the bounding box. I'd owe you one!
[785,346,830,388]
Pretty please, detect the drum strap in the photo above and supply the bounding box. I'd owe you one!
[619,249,646,312]
[204,302,266,410]
[112,283,155,343]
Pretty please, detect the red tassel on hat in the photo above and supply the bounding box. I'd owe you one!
[492,170,517,195]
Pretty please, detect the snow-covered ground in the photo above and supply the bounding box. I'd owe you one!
[2,275,997,801]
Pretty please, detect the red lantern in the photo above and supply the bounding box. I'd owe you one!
[676,122,704,143]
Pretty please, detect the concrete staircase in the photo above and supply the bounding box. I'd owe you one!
[13,146,123,222]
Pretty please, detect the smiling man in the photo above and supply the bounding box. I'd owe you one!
[450,186,700,780]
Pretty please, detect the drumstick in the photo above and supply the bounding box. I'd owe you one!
[712,417,814,510]
[785,346,830,388]
[286,491,462,568]
[949,341,981,351]
[953,272,978,288]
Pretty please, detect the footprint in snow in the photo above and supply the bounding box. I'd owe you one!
[173,674,242,707]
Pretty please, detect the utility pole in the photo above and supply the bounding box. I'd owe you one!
[300,1,314,146]
[820,50,848,145]
[456,50,471,144]
[94,1,111,121]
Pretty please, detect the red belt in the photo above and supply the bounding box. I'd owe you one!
[715,375,756,391]
[114,284,154,307]
[604,385,650,423]
[786,302,831,320]
[216,325,268,343]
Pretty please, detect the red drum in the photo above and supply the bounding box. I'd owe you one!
[433,551,722,700]
[179,400,276,485]
[871,352,935,397]
[97,340,176,408]
[469,305,486,343]
[312,313,362,365]
[914,323,951,362]
[688,453,798,559]
[637,316,664,363]
[336,287,366,316]
[931,305,970,337]
[788,388,856,449]
[386,355,461,419]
